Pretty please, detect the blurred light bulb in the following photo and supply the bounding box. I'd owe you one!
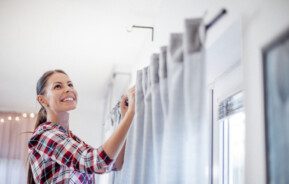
[22,113,27,118]
[30,113,35,118]
[0,118,4,123]
[15,116,20,121]
[8,116,12,121]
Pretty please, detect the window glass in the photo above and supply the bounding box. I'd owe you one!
[218,92,245,184]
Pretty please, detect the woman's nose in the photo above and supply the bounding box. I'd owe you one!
[64,85,73,93]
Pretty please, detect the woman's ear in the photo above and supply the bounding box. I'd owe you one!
[37,95,49,107]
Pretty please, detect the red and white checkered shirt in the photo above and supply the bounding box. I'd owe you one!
[28,121,115,184]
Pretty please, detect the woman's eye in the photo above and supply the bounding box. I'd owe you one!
[54,85,61,89]
[69,83,74,87]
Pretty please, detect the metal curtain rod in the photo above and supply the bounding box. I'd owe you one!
[205,8,227,32]
[112,71,131,78]
[131,25,154,41]
[129,8,227,42]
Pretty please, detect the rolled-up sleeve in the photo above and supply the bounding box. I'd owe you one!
[28,128,114,174]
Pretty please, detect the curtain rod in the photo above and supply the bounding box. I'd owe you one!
[205,8,227,32]
[128,8,227,41]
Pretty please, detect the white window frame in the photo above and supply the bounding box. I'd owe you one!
[210,62,244,184]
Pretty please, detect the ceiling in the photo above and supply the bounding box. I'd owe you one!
[0,0,162,114]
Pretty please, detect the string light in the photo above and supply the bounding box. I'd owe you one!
[0,112,36,123]
[22,113,27,118]
[30,113,35,118]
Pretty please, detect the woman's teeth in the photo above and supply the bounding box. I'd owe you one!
[62,97,74,102]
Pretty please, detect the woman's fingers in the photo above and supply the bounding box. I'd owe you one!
[120,95,128,107]
[130,86,135,93]
[120,95,128,117]
[120,95,126,103]
[126,86,136,113]
[127,86,135,92]
[129,86,135,95]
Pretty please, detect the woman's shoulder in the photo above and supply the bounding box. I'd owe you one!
[29,122,67,143]
[34,122,67,135]
[28,122,67,149]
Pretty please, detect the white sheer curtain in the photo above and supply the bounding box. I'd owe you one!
[110,18,210,184]
[0,112,36,184]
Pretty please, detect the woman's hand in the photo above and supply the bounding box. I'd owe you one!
[126,86,135,114]
[120,95,128,118]
[120,86,135,118]
[103,86,136,160]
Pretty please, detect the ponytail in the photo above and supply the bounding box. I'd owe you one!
[34,107,47,129]
[27,69,67,184]
[27,107,47,184]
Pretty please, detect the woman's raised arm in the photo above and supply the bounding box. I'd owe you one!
[102,86,135,160]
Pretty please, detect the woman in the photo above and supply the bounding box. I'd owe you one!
[27,69,135,183]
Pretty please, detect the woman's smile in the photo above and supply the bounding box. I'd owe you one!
[60,95,77,103]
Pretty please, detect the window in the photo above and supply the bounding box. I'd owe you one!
[218,92,245,184]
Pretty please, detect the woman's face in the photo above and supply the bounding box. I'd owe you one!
[40,72,78,113]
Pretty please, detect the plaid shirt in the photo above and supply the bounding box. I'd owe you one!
[28,122,115,184]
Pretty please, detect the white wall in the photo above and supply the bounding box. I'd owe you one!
[243,1,289,183]
[69,108,104,147]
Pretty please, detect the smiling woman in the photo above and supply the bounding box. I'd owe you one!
[27,69,135,184]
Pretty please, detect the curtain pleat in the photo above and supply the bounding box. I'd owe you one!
[159,46,169,118]
[139,66,153,184]
[183,18,209,184]
[128,68,147,184]
[150,54,163,184]
[160,33,186,184]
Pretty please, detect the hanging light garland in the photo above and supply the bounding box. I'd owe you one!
[0,112,36,123]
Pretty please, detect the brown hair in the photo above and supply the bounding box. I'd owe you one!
[27,69,67,184]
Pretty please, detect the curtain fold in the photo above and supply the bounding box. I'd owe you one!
[110,18,209,184]
[183,18,209,184]
[150,54,163,184]
[127,68,146,184]
[159,46,169,118]
[140,64,153,184]
[160,32,186,184]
